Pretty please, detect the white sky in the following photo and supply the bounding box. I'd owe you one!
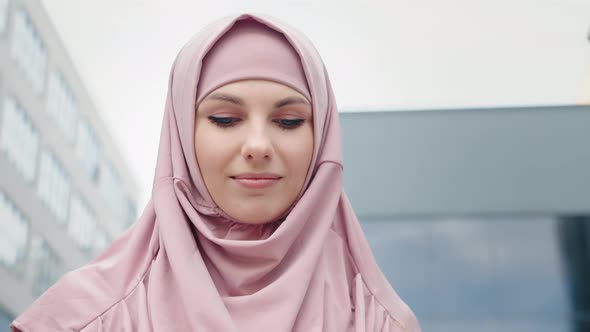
[40,0,590,208]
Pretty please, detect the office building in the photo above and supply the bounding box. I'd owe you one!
[0,0,139,325]
[341,106,590,331]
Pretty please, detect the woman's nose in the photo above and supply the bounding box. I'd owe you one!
[241,128,273,161]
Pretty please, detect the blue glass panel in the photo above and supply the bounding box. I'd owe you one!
[360,216,575,331]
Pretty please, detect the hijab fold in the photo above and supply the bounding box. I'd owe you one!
[11,13,420,332]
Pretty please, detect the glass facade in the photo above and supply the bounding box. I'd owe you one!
[361,216,579,331]
[30,235,60,296]
[46,71,78,143]
[10,7,47,94]
[75,118,100,181]
[558,217,590,332]
[0,1,139,323]
[0,97,39,183]
[99,162,129,231]
[68,194,97,252]
[92,225,109,256]
[0,191,28,267]
[37,149,70,224]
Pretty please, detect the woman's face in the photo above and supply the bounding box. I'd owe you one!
[195,80,313,224]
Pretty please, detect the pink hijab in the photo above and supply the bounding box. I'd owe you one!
[11,14,420,332]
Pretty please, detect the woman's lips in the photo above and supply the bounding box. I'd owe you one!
[231,173,282,189]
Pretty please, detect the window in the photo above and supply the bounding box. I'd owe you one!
[10,7,47,94]
[46,71,78,142]
[0,0,8,33]
[99,161,128,232]
[30,235,60,296]
[68,194,97,251]
[0,97,39,183]
[92,225,109,256]
[0,191,28,267]
[75,119,100,180]
[37,149,70,224]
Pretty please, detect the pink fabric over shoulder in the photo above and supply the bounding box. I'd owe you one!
[11,14,421,332]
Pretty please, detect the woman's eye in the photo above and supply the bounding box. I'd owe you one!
[208,116,241,127]
[274,119,305,129]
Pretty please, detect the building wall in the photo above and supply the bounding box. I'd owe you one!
[340,106,590,218]
[0,0,139,320]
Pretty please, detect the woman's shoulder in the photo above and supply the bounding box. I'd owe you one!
[11,264,151,332]
[12,220,158,331]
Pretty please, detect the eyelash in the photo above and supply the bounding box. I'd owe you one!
[207,116,305,130]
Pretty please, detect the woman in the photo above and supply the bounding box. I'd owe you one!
[11,14,420,331]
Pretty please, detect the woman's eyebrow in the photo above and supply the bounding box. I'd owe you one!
[274,96,310,108]
[205,93,244,106]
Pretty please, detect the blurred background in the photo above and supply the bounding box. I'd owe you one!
[0,0,589,331]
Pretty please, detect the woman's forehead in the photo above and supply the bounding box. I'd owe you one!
[198,80,313,118]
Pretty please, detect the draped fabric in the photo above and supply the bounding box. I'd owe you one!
[11,13,420,332]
